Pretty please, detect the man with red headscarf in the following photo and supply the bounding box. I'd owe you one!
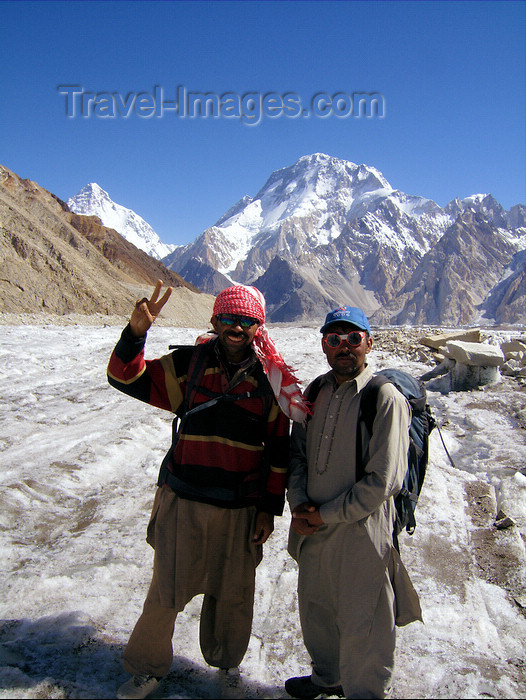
[108,280,307,699]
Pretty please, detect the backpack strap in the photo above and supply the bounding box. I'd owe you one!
[355,374,390,481]
[305,372,390,475]
[158,342,274,490]
[166,342,210,415]
[356,374,410,549]
[158,343,209,488]
[305,372,406,549]
[174,341,270,417]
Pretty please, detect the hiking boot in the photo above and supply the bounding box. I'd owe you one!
[116,673,161,699]
[285,675,344,698]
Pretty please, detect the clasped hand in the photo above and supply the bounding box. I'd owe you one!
[291,502,324,535]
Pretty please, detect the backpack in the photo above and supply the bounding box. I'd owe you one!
[305,368,435,548]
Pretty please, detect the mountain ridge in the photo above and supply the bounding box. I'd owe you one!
[161,153,526,326]
[2,155,524,327]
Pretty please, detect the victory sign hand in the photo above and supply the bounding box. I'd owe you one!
[130,279,173,337]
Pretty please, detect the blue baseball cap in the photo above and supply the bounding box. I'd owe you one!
[320,306,371,334]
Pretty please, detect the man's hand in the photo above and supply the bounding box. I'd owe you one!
[253,512,274,545]
[130,280,173,337]
[291,502,324,535]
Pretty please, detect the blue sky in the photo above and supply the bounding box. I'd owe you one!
[1,0,525,246]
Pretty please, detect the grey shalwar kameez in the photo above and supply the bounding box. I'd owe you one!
[287,366,422,699]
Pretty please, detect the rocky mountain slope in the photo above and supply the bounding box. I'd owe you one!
[376,210,524,326]
[162,153,526,326]
[0,165,213,324]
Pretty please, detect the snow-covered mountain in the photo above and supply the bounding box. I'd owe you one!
[162,153,526,325]
[164,154,447,280]
[67,183,177,260]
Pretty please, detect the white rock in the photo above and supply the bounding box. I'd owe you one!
[444,340,504,367]
[419,329,482,351]
[426,359,500,393]
[501,361,521,377]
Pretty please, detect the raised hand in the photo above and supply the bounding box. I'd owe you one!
[129,279,173,337]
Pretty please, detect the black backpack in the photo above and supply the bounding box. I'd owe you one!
[305,368,435,548]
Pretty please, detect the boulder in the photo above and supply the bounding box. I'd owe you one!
[501,359,523,376]
[443,340,504,367]
[500,340,526,354]
[419,329,482,351]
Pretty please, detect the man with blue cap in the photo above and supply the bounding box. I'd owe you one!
[285,305,422,699]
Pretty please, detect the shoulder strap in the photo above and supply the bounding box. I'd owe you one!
[158,343,270,489]
[166,342,210,416]
[157,343,206,489]
[182,342,272,417]
[355,374,390,481]
[182,342,211,414]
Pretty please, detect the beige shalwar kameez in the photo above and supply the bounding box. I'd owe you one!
[287,366,422,699]
[123,487,262,677]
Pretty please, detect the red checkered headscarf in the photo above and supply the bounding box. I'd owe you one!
[212,284,267,324]
[202,285,309,422]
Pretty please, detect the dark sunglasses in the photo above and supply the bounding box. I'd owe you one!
[216,314,259,328]
[323,331,367,349]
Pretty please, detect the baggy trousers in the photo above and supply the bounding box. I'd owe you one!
[123,488,262,677]
[294,523,397,699]
[299,571,396,699]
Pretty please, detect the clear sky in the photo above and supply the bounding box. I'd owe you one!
[1,0,525,246]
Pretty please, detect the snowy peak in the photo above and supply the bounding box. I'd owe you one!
[183,153,442,276]
[214,195,253,227]
[69,182,109,208]
[67,183,176,260]
[248,153,393,228]
[258,153,392,197]
[212,153,394,238]
[445,193,512,228]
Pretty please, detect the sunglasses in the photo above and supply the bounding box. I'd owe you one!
[216,314,259,328]
[323,331,367,349]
